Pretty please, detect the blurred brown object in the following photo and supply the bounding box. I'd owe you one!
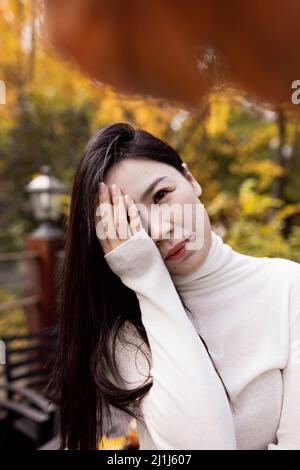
[123,418,139,450]
[43,0,300,110]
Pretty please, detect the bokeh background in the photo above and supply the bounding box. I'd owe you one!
[1,0,300,327]
[0,0,300,449]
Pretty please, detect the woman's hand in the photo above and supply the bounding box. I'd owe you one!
[95,182,144,256]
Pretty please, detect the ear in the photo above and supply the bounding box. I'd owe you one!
[181,162,202,197]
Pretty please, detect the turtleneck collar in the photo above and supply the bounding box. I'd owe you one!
[170,230,234,291]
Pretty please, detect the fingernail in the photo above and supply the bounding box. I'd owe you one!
[111,184,118,195]
[99,182,106,193]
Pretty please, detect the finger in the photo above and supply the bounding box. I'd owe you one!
[96,182,117,245]
[124,194,134,237]
[111,184,132,240]
[127,196,143,235]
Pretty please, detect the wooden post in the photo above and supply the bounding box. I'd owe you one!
[25,222,64,331]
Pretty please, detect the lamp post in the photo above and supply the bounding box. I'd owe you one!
[25,165,66,238]
[25,166,66,330]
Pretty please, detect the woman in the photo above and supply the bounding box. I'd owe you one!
[50,122,300,450]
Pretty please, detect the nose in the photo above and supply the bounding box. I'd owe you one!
[150,220,172,243]
[141,205,173,243]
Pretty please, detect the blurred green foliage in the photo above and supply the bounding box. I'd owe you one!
[0,0,299,267]
[0,288,28,337]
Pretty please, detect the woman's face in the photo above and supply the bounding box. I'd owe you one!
[103,159,212,275]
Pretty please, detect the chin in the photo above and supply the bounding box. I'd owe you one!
[167,250,199,275]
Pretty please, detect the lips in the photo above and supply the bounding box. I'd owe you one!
[165,240,187,260]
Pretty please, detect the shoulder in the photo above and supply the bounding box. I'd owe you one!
[260,256,300,314]
[261,256,300,282]
[234,248,300,290]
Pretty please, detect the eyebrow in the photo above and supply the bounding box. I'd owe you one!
[140,176,168,201]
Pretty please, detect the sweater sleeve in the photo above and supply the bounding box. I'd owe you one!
[268,261,300,450]
[104,228,237,450]
[268,312,300,449]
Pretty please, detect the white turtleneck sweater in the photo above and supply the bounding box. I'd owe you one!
[104,228,300,450]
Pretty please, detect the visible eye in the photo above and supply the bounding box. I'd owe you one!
[153,189,170,204]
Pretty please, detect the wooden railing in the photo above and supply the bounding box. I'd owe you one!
[0,247,64,334]
[0,251,40,262]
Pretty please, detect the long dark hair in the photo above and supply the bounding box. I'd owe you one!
[48,122,231,450]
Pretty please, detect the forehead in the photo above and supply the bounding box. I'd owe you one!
[104,159,181,199]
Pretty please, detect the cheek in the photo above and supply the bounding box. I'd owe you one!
[172,192,201,230]
[138,205,172,239]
